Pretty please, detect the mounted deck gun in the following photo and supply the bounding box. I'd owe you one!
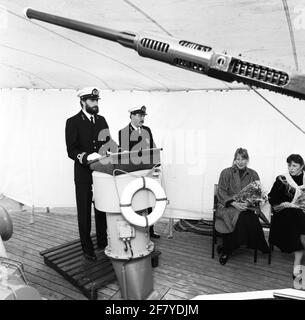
[24,8,305,100]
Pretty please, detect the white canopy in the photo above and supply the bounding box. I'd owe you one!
[1,0,305,91]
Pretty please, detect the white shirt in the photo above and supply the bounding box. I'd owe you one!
[82,109,95,123]
[130,122,141,133]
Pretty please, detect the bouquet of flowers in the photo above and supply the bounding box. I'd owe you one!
[293,187,305,212]
[235,180,268,207]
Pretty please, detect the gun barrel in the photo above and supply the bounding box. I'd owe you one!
[24,8,305,100]
[24,8,136,48]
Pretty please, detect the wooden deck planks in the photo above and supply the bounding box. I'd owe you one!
[3,210,296,300]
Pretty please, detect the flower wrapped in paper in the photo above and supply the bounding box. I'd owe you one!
[235,180,268,208]
[293,187,305,212]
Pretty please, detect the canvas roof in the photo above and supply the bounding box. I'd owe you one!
[1,0,304,91]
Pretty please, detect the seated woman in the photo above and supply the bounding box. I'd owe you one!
[215,147,269,265]
[268,154,305,279]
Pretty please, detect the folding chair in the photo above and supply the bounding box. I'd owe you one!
[212,184,271,264]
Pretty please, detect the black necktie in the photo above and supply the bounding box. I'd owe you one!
[90,116,95,125]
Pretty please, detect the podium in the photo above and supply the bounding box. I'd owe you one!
[91,148,164,300]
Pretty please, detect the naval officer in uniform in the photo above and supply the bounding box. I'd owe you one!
[65,87,113,260]
[118,105,160,238]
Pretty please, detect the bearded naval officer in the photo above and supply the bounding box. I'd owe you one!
[65,87,113,260]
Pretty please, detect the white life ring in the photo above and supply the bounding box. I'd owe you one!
[120,177,167,227]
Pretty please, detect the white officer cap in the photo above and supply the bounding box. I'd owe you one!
[128,105,147,115]
[77,87,101,100]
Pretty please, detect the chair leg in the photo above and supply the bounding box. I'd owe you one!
[254,248,257,263]
[268,247,272,265]
[268,242,272,264]
[167,218,174,239]
[212,232,215,259]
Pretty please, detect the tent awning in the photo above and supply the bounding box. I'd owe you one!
[0,0,304,91]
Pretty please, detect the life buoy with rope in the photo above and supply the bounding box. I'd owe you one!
[120,177,167,227]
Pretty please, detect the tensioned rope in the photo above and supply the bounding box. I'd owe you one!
[214,12,305,136]
[122,1,305,232]
[123,0,173,37]
[282,0,299,71]
[123,0,237,94]
[250,87,305,135]
[124,0,304,136]
[6,6,305,134]
[224,82,305,136]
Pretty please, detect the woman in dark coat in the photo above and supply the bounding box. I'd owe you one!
[268,154,305,278]
[216,148,269,265]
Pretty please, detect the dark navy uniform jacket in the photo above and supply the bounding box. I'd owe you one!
[118,123,155,152]
[65,110,112,184]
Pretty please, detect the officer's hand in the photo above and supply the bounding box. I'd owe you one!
[87,152,101,161]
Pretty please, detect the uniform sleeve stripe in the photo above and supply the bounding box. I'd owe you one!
[77,152,86,164]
